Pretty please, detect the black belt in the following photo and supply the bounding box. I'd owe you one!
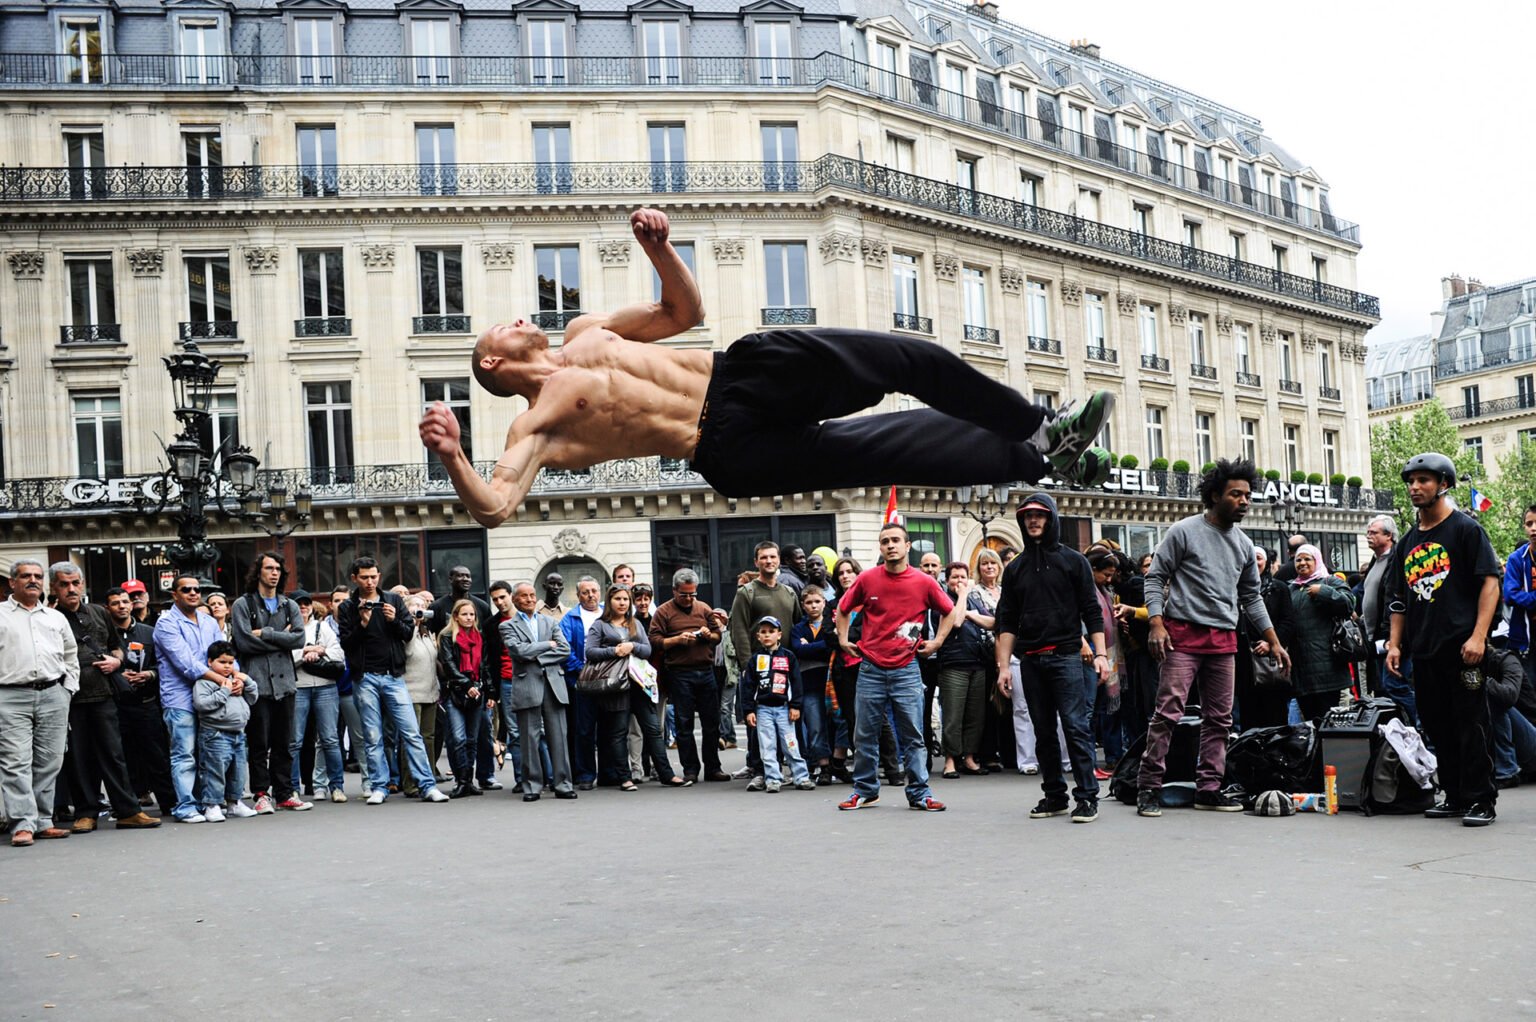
[19,677,64,690]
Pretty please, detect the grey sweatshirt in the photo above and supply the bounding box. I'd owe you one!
[193,675,258,732]
[1144,513,1272,634]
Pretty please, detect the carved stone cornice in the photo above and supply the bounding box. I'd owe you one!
[818,232,858,263]
[1168,302,1188,325]
[1260,320,1277,345]
[1300,329,1319,351]
[859,238,888,267]
[999,267,1023,294]
[1115,290,1137,316]
[934,254,959,280]
[1215,312,1233,336]
[7,251,44,278]
[360,245,396,270]
[598,240,631,265]
[1061,279,1083,305]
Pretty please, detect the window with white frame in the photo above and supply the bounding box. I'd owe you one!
[764,242,809,309]
[1323,430,1338,478]
[753,21,793,84]
[1468,294,1486,326]
[179,20,224,84]
[955,154,978,191]
[72,391,123,478]
[1284,424,1299,475]
[874,40,900,99]
[292,16,336,84]
[761,123,798,191]
[1455,332,1481,372]
[63,127,105,199]
[300,249,346,322]
[1280,333,1295,380]
[1138,303,1159,357]
[1235,323,1252,374]
[1195,412,1214,466]
[197,390,240,469]
[422,378,471,479]
[1512,323,1535,362]
[61,16,106,84]
[296,124,337,197]
[1241,418,1258,464]
[1272,243,1287,274]
[1134,204,1152,236]
[1410,367,1432,401]
[1319,345,1334,390]
[410,19,452,84]
[527,19,567,84]
[184,253,232,330]
[1144,407,1165,461]
[304,382,354,479]
[533,123,571,194]
[183,127,222,198]
[885,133,914,172]
[641,19,681,84]
[1076,187,1100,220]
[943,62,966,118]
[66,255,115,331]
[1522,284,1536,316]
[417,247,464,316]
[891,252,920,322]
[536,245,580,320]
[1027,280,1049,339]
[1020,171,1042,206]
[648,123,686,193]
[416,124,456,195]
[1188,312,1208,365]
[1230,231,1245,261]
[962,267,988,331]
[1183,220,1201,249]
[1085,291,1106,347]
[1034,391,1057,412]
[1465,436,1483,466]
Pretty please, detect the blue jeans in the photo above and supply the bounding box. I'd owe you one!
[1018,652,1099,803]
[290,685,344,791]
[196,726,247,808]
[354,673,437,795]
[798,669,830,763]
[851,661,931,803]
[1494,707,1536,780]
[755,704,810,784]
[445,699,485,778]
[163,707,200,818]
[1379,658,1418,726]
[565,674,600,784]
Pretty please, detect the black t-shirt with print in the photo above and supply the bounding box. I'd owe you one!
[1388,508,1500,658]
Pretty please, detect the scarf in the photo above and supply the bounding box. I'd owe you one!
[455,627,483,676]
[1289,544,1329,587]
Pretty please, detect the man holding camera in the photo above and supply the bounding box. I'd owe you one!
[335,557,449,805]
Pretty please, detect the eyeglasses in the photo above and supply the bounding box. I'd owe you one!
[177,586,201,594]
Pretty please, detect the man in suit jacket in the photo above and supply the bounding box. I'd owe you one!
[501,581,575,801]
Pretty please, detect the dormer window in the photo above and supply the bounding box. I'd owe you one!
[59,14,107,84]
[926,16,951,41]
[992,41,1014,64]
[1152,98,1173,123]
[1468,294,1486,327]
[1102,79,1123,104]
[1522,284,1536,315]
[1046,59,1069,85]
[1195,114,1218,139]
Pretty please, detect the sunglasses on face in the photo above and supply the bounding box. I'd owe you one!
[178,586,201,594]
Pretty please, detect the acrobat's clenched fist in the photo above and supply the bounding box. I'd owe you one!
[419,401,462,456]
[630,207,670,248]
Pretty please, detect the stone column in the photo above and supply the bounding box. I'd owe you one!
[6,251,55,474]
[360,243,407,463]
[240,245,283,451]
[125,247,174,463]
[597,239,632,329]
[816,229,861,331]
[711,237,746,347]
[478,241,520,327]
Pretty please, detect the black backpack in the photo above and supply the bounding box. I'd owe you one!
[1361,740,1436,816]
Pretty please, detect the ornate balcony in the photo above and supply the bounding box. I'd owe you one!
[179,320,238,341]
[1279,379,1304,395]
[1190,363,1218,380]
[531,310,582,331]
[412,315,472,334]
[762,307,816,326]
[1319,385,1341,400]
[1236,371,1263,387]
[294,316,353,337]
[963,324,1000,343]
[1140,354,1170,371]
[1086,345,1119,364]
[1447,394,1536,421]
[1028,335,1062,355]
[59,323,122,344]
[892,312,932,333]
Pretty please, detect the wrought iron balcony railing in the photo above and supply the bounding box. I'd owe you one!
[294,316,353,337]
[0,155,1381,317]
[179,320,238,341]
[60,323,122,344]
[1190,362,1218,380]
[1435,350,1536,379]
[1028,335,1062,354]
[762,307,816,325]
[412,314,472,335]
[1141,354,1170,371]
[0,51,1360,243]
[1319,385,1341,400]
[893,312,932,333]
[963,324,1000,343]
[1446,394,1536,421]
[1235,371,1263,387]
[1278,378,1304,395]
[1086,345,1119,364]
[531,310,582,331]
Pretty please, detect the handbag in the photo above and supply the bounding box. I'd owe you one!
[1330,614,1367,664]
[575,655,630,696]
[1250,651,1289,689]
[306,656,346,681]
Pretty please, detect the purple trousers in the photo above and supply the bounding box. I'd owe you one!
[1136,649,1235,792]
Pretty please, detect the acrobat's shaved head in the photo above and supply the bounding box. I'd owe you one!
[472,322,548,397]
[472,329,513,396]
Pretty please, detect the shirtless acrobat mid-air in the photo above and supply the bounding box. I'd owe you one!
[419,208,1114,529]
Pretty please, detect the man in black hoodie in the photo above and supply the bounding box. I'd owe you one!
[994,493,1109,824]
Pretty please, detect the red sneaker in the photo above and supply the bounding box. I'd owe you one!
[908,797,946,812]
[276,796,313,811]
[1093,768,1113,781]
[837,792,879,811]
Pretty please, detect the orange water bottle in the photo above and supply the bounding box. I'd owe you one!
[1323,765,1338,815]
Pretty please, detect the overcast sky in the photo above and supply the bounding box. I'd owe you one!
[992,0,1536,345]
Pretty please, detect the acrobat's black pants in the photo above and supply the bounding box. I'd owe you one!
[691,330,1050,497]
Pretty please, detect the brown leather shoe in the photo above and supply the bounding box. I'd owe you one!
[35,827,71,840]
[10,829,34,847]
[115,812,162,829]
[72,817,97,834]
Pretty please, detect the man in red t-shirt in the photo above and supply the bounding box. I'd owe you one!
[833,522,955,811]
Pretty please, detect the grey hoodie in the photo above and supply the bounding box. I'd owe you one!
[194,675,258,732]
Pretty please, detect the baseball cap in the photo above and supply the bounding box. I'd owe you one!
[290,589,313,604]
[121,579,148,595]
[753,615,782,631]
[1018,498,1051,514]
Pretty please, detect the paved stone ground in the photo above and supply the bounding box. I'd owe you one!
[3,745,1534,1021]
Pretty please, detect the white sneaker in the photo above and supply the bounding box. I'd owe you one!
[421,788,450,803]
[366,790,386,805]
[225,801,258,819]
[330,789,348,804]
[176,812,206,824]
[202,805,226,823]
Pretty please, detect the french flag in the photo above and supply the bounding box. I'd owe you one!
[1470,487,1492,513]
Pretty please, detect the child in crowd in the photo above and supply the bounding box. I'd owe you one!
[194,640,259,822]
[741,616,813,792]
[790,589,834,784]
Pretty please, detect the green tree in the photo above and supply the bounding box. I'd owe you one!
[1368,398,1480,532]
[1478,439,1536,556]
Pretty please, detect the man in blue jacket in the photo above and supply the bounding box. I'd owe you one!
[559,576,604,789]
[1503,503,1536,672]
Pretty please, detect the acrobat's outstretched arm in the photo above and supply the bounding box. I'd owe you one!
[420,402,545,528]
[566,208,704,344]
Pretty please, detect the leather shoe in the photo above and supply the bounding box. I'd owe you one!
[576,780,595,791]
[72,816,98,834]
[522,792,541,802]
[683,773,699,783]
[11,830,34,847]
[115,812,161,829]
[705,770,732,782]
[554,790,578,800]
[1424,802,1465,819]
[35,827,71,840]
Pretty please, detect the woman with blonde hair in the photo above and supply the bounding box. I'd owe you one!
[437,598,492,798]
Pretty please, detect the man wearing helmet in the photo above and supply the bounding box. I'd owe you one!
[1384,452,1502,826]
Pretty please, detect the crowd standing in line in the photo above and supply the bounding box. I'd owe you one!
[2,454,1531,845]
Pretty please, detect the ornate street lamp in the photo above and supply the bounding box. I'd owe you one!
[956,482,1013,545]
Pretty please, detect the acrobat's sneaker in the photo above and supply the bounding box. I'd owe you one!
[1044,391,1115,474]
